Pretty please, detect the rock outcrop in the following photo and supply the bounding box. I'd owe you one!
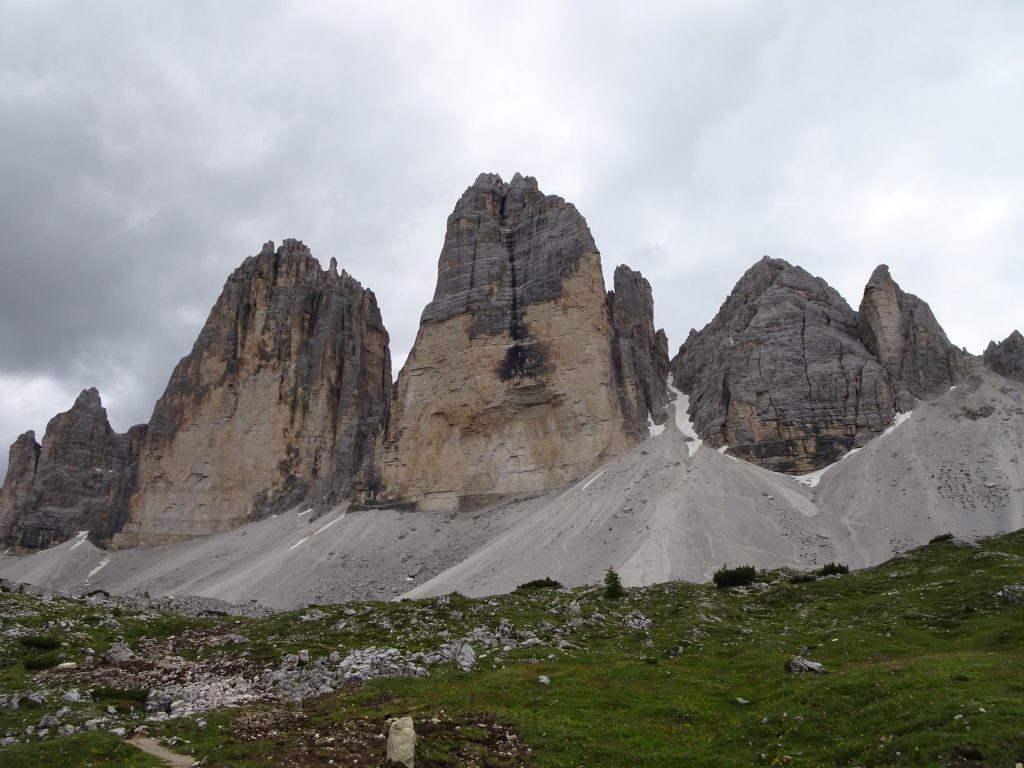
[378,173,667,510]
[984,330,1024,383]
[671,258,968,473]
[0,389,144,549]
[608,265,670,437]
[858,264,967,408]
[115,240,390,546]
[671,257,896,473]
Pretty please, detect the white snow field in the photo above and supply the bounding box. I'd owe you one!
[2,367,1022,607]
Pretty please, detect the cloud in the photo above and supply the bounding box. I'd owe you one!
[1,1,1022,480]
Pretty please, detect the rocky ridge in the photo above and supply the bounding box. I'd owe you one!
[671,257,967,472]
[0,389,144,550]
[984,330,1024,383]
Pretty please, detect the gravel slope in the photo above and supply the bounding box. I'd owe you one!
[3,366,1022,607]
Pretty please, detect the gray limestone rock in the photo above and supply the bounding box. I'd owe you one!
[858,264,967,404]
[671,257,895,473]
[983,330,1024,383]
[420,172,596,338]
[120,240,392,544]
[785,655,826,673]
[386,716,416,767]
[608,265,671,437]
[0,390,144,549]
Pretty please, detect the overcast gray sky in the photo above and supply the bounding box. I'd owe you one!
[2,0,1022,479]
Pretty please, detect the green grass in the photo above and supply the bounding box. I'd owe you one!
[2,530,1023,766]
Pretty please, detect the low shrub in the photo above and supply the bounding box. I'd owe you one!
[817,562,849,576]
[19,635,61,650]
[713,565,757,589]
[515,577,564,592]
[23,654,59,671]
[930,532,955,543]
[92,686,149,704]
[790,572,818,584]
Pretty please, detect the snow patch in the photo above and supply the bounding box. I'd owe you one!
[882,410,913,437]
[667,384,702,457]
[287,536,310,552]
[794,411,913,487]
[580,471,605,492]
[313,514,345,536]
[86,556,110,580]
[69,531,89,551]
[297,508,312,517]
[647,414,665,437]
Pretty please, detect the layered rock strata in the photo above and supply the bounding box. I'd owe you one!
[984,330,1024,383]
[671,257,892,473]
[671,257,967,473]
[115,240,391,546]
[378,173,668,510]
[0,389,144,549]
[858,264,967,408]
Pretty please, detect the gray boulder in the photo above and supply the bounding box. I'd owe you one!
[386,716,416,767]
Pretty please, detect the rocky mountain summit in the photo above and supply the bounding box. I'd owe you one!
[116,240,391,546]
[984,330,1024,383]
[0,389,144,550]
[377,173,668,510]
[671,257,966,472]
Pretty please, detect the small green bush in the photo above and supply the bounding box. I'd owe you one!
[603,568,626,599]
[515,577,564,592]
[23,654,59,671]
[790,572,818,584]
[19,635,61,650]
[930,532,955,543]
[713,565,757,588]
[92,686,149,704]
[817,562,850,576]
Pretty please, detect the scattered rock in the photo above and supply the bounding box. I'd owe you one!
[784,656,827,674]
[104,641,135,663]
[386,716,416,767]
[538,675,551,686]
[621,610,652,630]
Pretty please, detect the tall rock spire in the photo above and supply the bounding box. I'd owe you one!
[115,240,391,546]
[378,173,668,510]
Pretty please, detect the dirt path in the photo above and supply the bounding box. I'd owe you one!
[126,735,197,767]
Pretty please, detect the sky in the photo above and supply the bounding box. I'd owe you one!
[1,0,1022,479]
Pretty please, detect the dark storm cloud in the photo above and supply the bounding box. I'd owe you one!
[1,0,1023,480]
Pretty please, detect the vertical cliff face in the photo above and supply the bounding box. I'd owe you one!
[608,265,671,438]
[984,330,1024,383]
[671,257,896,473]
[378,173,667,510]
[858,264,968,408]
[0,389,143,549]
[116,240,391,546]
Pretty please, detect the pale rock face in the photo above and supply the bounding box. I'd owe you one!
[0,390,143,549]
[672,257,896,473]
[379,173,662,509]
[858,264,967,406]
[116,240,390,546]
[386,716,415,767]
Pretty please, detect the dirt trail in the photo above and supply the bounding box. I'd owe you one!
[126,735,197,767]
